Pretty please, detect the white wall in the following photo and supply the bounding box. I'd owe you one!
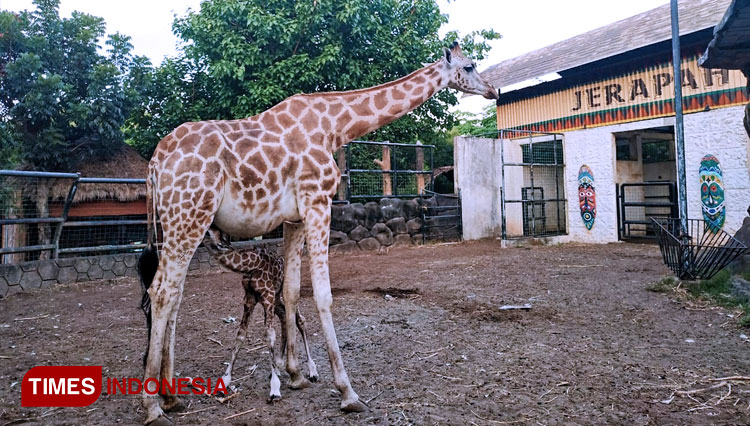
[553,117,678,244]
[684,106,750,235]
[456,107,749,243]
[454,137,503,240]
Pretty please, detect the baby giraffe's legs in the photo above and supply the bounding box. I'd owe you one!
[275,303,317,381]
[221,278,257,390]
[259,290,283,402]
[296,311,319,382]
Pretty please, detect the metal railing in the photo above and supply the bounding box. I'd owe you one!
[500,129,567,239]
[0,170,147,261]
[652,217,747,280]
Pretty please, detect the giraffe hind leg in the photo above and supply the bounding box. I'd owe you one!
[259,288,283,402]
[296,310,319,382]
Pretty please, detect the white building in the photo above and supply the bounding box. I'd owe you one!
[457,0,750,244]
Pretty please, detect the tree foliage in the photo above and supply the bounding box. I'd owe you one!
[0,0,147,171]
[126,0,500,158]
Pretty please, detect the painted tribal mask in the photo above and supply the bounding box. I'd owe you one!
[699,154,725,232]
[578,165,596,230]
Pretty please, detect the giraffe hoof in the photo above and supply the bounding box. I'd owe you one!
[307,373,319,383]
[288,377,311,390]
[162,398,187,413]
[146,415,174,426]
[341,399,368,413]
[267,393,282,404]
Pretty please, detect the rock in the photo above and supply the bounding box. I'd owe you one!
[88,264,104,280]
[363,202,381,229]
[386,217,408,234]
[329,230,349,246]
[58,267,77,284]
[402,199,421,220]
[731,276,750,303]
[123,254,137,268]
[99,256,116,271]
[730,216,750,274]
[0,264,23,285]
[331,204,358,233]
[412,234,424,245]
[358,237,381,251]
[350,203,366,227]
[379,198,403,221]
[74,259,91,273]
[19,271,41,291]
[394,234,413,246]
[348,225,370,242]
[407,218,423,235]
[331,240,360,254]
[0,277,8,298]
[38,261,59,281]
[370,223,394,246]
[112,261,128,276]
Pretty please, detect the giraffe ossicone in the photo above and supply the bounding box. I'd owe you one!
[137,42,497,426]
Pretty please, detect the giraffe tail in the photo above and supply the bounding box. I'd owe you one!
[137,163,160,368]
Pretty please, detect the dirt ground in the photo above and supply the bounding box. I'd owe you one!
[2,240,750,425]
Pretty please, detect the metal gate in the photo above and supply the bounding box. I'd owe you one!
[500,129,567,239]
[616,182,677,240]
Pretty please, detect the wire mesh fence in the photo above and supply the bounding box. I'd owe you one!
[500,130,567,239]
[338,140,434,202]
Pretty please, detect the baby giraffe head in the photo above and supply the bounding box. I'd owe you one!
[441,42,498,100]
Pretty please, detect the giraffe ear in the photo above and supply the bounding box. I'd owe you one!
[443,47,452,64]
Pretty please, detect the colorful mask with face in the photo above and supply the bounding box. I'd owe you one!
[699,154,725,232]
[578,165,596,230]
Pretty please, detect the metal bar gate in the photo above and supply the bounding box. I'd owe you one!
[616,182,678,240]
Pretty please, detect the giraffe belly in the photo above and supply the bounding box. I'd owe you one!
[213,190,300,238]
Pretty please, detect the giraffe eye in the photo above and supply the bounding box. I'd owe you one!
[463,66,474,73]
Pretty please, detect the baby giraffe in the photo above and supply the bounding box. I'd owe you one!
[204,228,318,402]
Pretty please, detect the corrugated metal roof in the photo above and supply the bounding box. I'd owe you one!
[481,0,731,91]
[700,0,750,69]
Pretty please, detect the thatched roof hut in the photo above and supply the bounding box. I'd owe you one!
[46,144,148,203]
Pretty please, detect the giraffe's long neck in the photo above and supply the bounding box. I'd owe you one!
[324,61,447,152]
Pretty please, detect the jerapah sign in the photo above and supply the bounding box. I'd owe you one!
[497,56,748,134]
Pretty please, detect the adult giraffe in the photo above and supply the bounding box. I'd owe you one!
[138,42,497,425]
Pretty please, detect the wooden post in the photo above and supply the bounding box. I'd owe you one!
[2,191,25,264]
[416,141,425,195]
[374,145,392,196]
[336,148,347,201]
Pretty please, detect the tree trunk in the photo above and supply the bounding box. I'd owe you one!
[416,141,425,195]
[2,190,26,264]
[373,146,392,196]
[336,148,348,201]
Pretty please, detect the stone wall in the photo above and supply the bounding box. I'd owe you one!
[0,239,283,298]
[329,198,424,252]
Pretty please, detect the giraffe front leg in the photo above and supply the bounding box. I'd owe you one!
[302,205,366,412]
[296,310,319,382]
[282,221,309,389]
[222,283,256,391]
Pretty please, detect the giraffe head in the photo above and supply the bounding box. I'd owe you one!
[441,42,498,100]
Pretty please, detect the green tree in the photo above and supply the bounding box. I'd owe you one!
[125,0,500,158]
[0,0,146,172]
